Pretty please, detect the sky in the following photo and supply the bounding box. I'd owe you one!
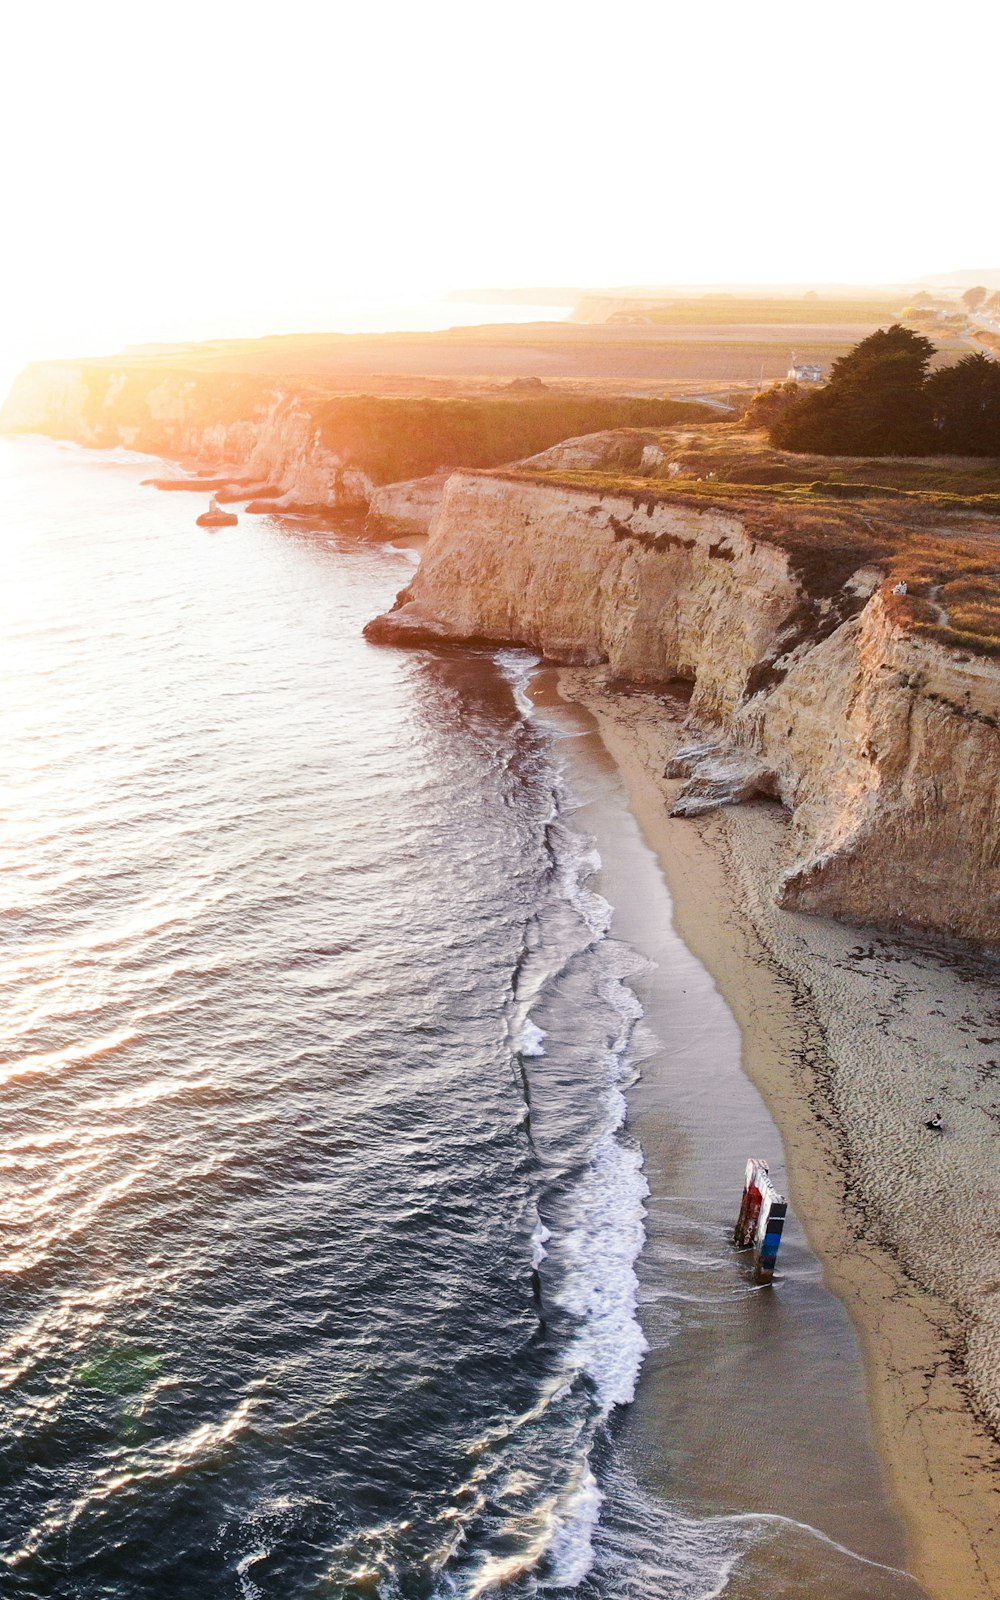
[2,0,998,383]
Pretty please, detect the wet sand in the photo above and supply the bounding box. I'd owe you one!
[545,668,1000,1600]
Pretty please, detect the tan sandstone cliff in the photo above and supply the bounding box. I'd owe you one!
[367,469,1000,945]
[1,359,700,530]
[0,364,376,513]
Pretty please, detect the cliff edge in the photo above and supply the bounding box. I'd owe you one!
[367,466,1000,945]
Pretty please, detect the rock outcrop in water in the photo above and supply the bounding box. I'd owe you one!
[367,469,1000,946]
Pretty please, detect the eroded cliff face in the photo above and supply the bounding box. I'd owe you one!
[368,470,1000,945]
[195,396,375,511]
[369,471,801,722]
[0,363,375,514]
[365,473,451,536]
[751,600,1000,941]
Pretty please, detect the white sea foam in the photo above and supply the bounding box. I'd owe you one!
[586,1453,764,1600]
[530,1218,551,1268]
[520,1019,547,1057]
[589,1466,927,1600]
[552,817,610,942]
[556,1129,649,1413]
[494,649,541,719]
[52,440,159,467]
[537,830,652,1580]
[544,1461,604,1588]
[495,659,655,1591]
[235,1545,269,1600]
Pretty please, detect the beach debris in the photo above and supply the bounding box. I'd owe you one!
[665,740,723,778]
[925,1112,944,1131]
[667,746,781,817]
[734,1156,787,1283]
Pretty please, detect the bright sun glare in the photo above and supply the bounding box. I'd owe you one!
[2,0,998,388]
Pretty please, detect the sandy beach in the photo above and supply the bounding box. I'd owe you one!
[552,667,1000,1600]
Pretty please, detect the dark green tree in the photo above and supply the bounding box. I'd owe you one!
[926,353,1000,455]
[770,325,936,455]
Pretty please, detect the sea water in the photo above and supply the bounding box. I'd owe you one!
[0,439,925,1599]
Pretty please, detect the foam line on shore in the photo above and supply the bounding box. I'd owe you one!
[556,665,1000,1600]
[493,648,652,1589]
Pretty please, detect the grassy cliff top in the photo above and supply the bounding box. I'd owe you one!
[503,422,1000,504]
[500,425,1000,657]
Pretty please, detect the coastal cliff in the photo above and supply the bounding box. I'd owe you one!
[750,599,1000,938]
[8,346,1000,944]
[366,471,801,720]
[0,357,707,524]
[368,469,1000,945]
[0,364,376,514]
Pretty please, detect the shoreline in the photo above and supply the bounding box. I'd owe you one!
[554,666,1000,1600]
[37,435,997,1588]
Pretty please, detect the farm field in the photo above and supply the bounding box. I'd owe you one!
[94,326,872,389]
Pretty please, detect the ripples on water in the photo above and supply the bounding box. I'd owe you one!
[0,441,653,1598]
[0,441,927,1600]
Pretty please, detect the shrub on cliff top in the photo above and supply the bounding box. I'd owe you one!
[741,380,802,430]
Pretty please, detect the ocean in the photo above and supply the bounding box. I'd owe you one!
[0,438,926,1599]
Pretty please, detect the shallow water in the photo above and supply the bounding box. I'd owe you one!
[529,680,928,1600]
[0,438,925,1599]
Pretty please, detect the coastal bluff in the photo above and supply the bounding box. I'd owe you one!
[0,354,705,523]
[367,467,1000,947]
[6,343,999,948]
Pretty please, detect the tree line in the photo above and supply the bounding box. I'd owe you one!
[753,326,1000,457]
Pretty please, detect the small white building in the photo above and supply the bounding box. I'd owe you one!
[787,361,824,383]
